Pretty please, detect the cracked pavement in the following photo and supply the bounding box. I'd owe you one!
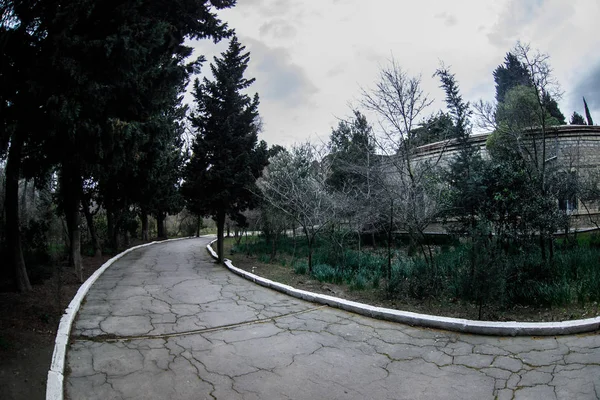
[66,237,600,399]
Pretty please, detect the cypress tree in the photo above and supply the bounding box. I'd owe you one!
[584,97,594,126]
[183,36,269,262]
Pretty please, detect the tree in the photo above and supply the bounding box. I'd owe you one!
[0,0,49,291]
[326,111,384,269]
[584,97,594,125]
[258,144,335,272]
[410,112,455,147]
[361,58,442,268]
[327,110,376,192]
[2,0,236,285]
[44,0,234,279]
[183,36,269,263]
[488,42,565,261]
[494,50,565,124]
[434,65,485,232]
[570,111,586,125]
[493,52,531,104]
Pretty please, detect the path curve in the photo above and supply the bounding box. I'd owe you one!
[211,240,600,336]
[64,237,600,399]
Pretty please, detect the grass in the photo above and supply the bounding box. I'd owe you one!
[231,233,600,309]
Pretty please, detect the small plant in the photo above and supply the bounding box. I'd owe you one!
[293,260,308,275]
[350,270,368,290]
[311,264,338,283]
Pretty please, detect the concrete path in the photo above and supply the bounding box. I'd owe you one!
[66,237,600,400]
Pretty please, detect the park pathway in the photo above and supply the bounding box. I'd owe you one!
[65,237,600,399]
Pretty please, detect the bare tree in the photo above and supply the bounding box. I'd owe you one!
[257,143,336,272]
[361,58,444,268]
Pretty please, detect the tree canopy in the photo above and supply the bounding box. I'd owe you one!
[183,36,268,262]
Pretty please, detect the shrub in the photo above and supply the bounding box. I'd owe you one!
[293,260,308,275]
[311,263,338,283]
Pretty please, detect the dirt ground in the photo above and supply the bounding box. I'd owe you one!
[223,241,600,323]
[0,250,135,400]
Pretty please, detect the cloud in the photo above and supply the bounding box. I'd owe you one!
[242,37,318,107]
[487,0,575,48]
[487,0,544,47]
[435,12,458,27]
[571,59,600,118]
[259,19,297,40]
[236,0,294,18]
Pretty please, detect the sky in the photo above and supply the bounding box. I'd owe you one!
[188,0,600,148]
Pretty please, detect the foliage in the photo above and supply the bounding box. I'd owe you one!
[410,112,455,147]
[583,97,594,125]
[258,143,335,271]
[570,112,586,125]
[183,36,268,262]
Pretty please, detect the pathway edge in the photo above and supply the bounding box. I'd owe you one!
[46,236,195,400]
[207,239,600,337]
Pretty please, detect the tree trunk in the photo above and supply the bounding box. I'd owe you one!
[387,199,393,280]
[61,167,83,283]
[106,207,117,250]
[20,179,28,222]
[141,209,149,241]
[82,205,102,257]
[216,210,225,263]
[306,232,314,273]
[196,214,202,237]
[226,222,230,238]
[270,232,277,262]
[156,211,166,239]
[5,133,32,292]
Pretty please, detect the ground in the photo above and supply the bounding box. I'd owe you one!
[223,238,600,322]
[66,237,600,400]
[1,235,599,399]
[0,251,132,400]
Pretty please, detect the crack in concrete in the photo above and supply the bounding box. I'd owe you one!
[64,238,600,400]
[73,305,327,343]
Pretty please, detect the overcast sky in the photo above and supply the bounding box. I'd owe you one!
[188,0,600,148]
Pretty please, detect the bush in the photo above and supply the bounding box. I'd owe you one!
[311,264,339,283]
[293,260,308,275]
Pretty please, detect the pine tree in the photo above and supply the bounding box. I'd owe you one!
[183,36,269,262]
[494,51,565,124]
[570,111,586,125]
[435,66,484,230]
[493,53,531,104]
[327,110,376,192]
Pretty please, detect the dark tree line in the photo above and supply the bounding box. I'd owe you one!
[1,0,238,290]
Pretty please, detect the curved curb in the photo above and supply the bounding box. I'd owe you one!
[207,239,600,337]
[46,236,196,400]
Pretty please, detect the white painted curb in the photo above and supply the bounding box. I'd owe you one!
[46,236,196,400]
[208,239,600,337]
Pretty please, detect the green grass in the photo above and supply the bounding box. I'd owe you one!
[234,233,600,307]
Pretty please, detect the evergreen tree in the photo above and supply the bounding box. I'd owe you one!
[183,36,269,263]
[584,97,594,125]
[493,53,531,104]
[570,111,586,125]
[1,0,50,291]
[40,0,234,279]
[435,66,484,231]
[410,112,454,147]
[494,52,565,124]
[327,110,376,192]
